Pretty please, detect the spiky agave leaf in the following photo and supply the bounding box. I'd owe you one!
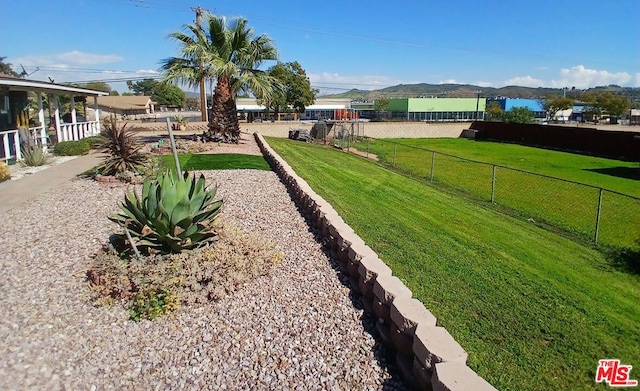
[109,170,223,255]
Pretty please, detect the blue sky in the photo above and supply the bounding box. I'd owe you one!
[3,0,639,95]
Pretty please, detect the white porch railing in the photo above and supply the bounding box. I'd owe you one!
[0,129,21,163]
[28,125,49,148]
[57,121,100,142]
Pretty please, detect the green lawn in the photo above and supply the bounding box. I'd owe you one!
[353,138,640,197]
[160,153,271,171]
[349,138,640,249]
[266,137,640,391]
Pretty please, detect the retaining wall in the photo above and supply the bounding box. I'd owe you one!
[254,132,497,390]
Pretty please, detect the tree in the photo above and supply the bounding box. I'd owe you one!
[109,90,120,96]
[127,79,159,96]
[502,107,535,124]
[485,101,504,121]
[153,83,186,107]
[594,92,630,118]
[0,56,20,77]
[161,14,281,142]
[374,97,390,112]
[541,95,574,122]
[126,78,185,107]
[81,81,112,94]
[262,61,317,117]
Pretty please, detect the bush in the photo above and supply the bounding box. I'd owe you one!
[54,140,90,156]
[0,162,11,182]
[87,221,282,321]
[21,145,51,167]
[82,135,105,149]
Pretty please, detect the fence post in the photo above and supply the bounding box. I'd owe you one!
[491,165,497,203]
[594,188,603,244]
[430,151,435,181]
[393,144,397,166]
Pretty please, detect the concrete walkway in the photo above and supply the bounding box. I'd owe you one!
[0,153,105,214]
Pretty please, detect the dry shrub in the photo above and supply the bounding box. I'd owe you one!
[0,162,10,182]
[86,220,282,319]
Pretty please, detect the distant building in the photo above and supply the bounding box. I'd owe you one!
[385,98,485,121]
[629,109,640,125]
[235,98,352,121]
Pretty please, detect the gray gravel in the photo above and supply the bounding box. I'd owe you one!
[0,169,404,390]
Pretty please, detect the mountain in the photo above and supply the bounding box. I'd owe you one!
[320,83,640,102]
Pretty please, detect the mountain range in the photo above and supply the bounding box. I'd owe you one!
[319,83,640,102]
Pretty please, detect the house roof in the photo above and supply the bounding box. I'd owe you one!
[0,76,108,96]
[95,95,155,110]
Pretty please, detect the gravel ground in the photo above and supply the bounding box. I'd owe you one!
[0,160,405,389]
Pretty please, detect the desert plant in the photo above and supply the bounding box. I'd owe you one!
[20,145,51,167]
[174,114,187,125]
[0,162,11,182]
[53,140,90,156]
[96,117,147,176]
[87,220,282,320]
[109,169,224,255]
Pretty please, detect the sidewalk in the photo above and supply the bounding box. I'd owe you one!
[0,153,105,214]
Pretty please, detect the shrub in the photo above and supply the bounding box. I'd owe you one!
[87,220,282,321]
[96,117,147,176]
[54,140,90,156]
[82,135,105,149]
[0,162,11,182]
[109,170,224,255]
[21,145,51,167]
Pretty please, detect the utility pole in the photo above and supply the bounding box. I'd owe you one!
[194,6,207,122]
[475,90,481,121]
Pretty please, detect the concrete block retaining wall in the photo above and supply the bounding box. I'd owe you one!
[255,132,497,390]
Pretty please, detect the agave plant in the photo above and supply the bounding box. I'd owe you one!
[109,170,223,255]
[97,117,147,176]
[21,145,50,167]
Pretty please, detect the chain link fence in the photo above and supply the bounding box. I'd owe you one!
[345,137,640,250]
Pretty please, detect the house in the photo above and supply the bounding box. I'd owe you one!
[0,75,108,163]
[89,95,155,119]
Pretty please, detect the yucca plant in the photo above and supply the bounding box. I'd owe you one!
[21,145,51,167]
[109,170,224,255]
[97,117,147,176]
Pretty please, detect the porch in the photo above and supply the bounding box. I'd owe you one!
[0,76,108,163]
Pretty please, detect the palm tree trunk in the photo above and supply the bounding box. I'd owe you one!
[208,76,240,143]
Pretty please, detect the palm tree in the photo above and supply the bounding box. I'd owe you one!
[161,14,281,142]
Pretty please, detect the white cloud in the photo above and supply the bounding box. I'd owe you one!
[308,72,407,94]
[550,65,633,89]
[14,51,123,68]
[503,76,544,87]
[475,81,492,87]
[10,51,160,93]
[439,79,458,84]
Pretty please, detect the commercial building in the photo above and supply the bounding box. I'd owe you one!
[358,98,485,121]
